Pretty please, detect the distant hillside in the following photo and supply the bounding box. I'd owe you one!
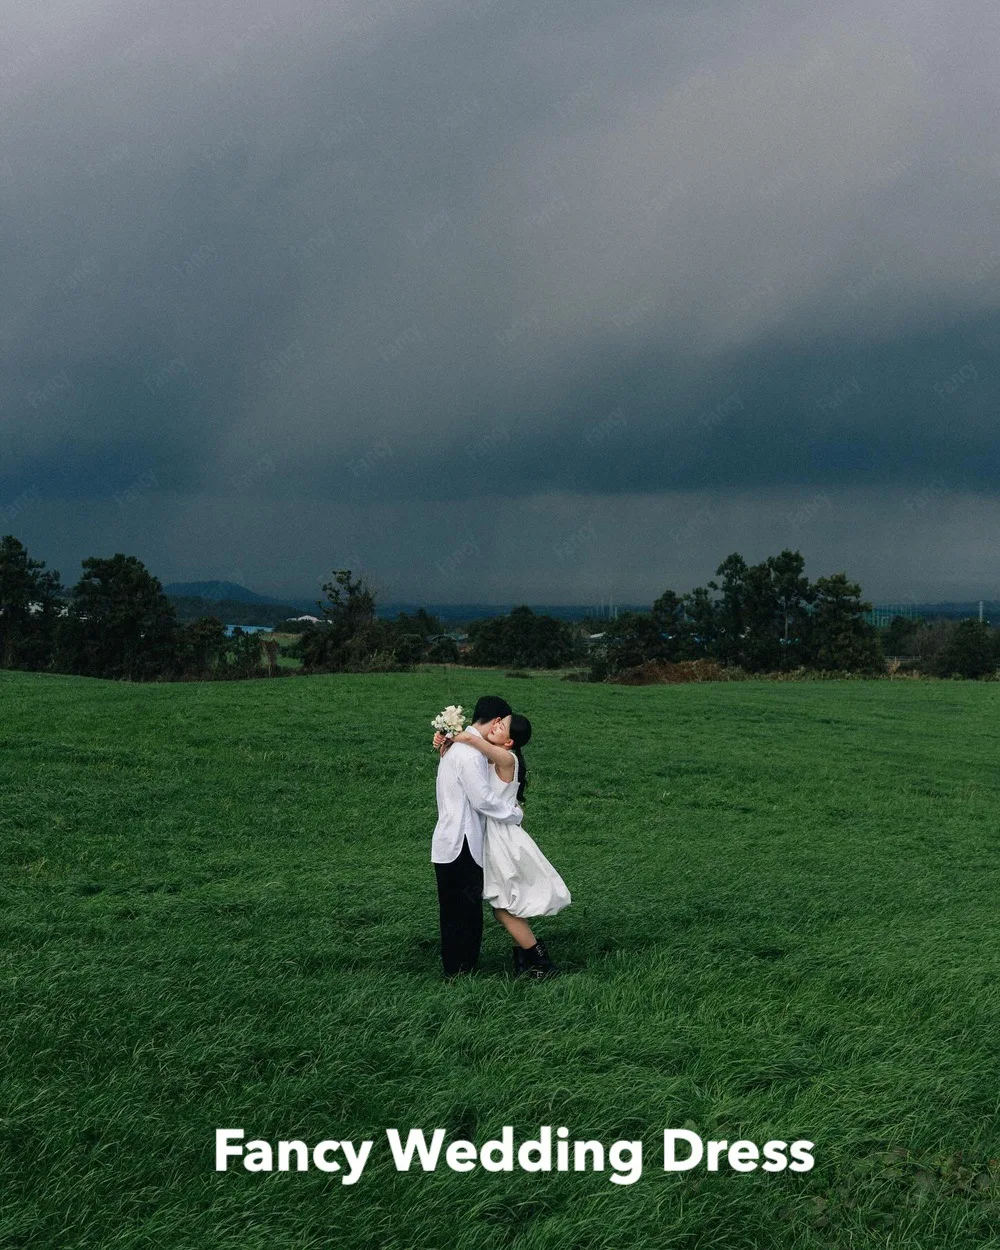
[376,603,644,623]
[162,581,279,605]
[914,601,999,621]
[161,581,999,627]
[872,602,1000,622]
[161,583,641,623]
[166,594,307,626]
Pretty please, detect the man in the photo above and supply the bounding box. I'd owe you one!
[432,695,523,978]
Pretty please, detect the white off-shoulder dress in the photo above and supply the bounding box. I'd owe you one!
[482,755,571,918]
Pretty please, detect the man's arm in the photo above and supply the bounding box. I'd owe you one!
[454,747,522,824]
[436,730,515,780]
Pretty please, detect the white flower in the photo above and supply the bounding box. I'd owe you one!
[431,704,467,736]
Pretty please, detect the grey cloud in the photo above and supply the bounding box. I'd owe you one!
[1,0,998,600]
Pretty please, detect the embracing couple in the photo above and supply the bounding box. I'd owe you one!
[431,695,571,981]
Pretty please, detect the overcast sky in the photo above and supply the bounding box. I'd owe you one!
[2,1,997,605]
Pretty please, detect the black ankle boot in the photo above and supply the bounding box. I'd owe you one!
[512,946,529,976]
[525,940,559,979]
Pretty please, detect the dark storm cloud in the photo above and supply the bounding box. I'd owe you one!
[2,0,998,599]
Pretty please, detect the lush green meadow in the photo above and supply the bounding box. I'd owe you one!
[2,669,999,1249]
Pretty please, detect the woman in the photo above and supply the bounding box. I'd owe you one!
[434,714,570,978]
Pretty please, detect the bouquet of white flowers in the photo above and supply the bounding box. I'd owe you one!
[431,704,467,737]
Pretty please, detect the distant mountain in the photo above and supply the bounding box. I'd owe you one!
[911,602,999,621]
[161,583,999,626]
[377,602,510,622]
[160,585,642,621]
[161,586,652,622]
[869,601,999,622]
[375,602,644,623]
[162,581,280,605]
[166,594,310,626]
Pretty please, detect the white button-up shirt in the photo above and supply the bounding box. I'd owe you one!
[432,725,523,866]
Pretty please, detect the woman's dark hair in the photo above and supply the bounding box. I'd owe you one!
[471,695,513,723]
[508,713,532,803]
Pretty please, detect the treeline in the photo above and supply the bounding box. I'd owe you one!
[587,550,884,679]
[290,572,464,672]
[881,615,1000,679]
[168,595,303,628]
[0,536,281,680]
[297,550,888,676]
[466,607,585,669]
[0,538,469,681]
[4,532,998,683]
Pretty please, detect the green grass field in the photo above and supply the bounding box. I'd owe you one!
[2,669,999,1248]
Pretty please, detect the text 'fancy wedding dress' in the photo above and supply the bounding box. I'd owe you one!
[482,755,571,918]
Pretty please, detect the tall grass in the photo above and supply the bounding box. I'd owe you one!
[1,670,998,1247]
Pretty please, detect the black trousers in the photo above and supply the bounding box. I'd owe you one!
[434,837,484,975]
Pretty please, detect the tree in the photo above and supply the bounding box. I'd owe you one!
[227,626,269,679]
[0,535,63,670]
[341,618,403,671]
[705,553,778,670]
[650,589,687,661]
[394,608,444,640]
[426,636,460,664]
[909,618,953,668]
[57,553,180,680]
[766,549,813,669]
[933,618,997,679]
[679,585,719,659]
[703,549,813,672]
[175,615,230,678]
[882,614,922,657]
[296,569,397,672]
[391,630,428,666]
[589,610,668,676]
[708,553,751,667]
[805,573,883,673]
[740,558,784,671]
[319,568,376,634]
[391,608,447,665]
[467,606,583,669]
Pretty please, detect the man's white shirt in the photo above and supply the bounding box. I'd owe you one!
[432,725,523,866]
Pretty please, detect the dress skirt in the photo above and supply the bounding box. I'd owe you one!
[482,818,571,918]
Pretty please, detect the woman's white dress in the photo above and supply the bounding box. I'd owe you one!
[482,755,571,918]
